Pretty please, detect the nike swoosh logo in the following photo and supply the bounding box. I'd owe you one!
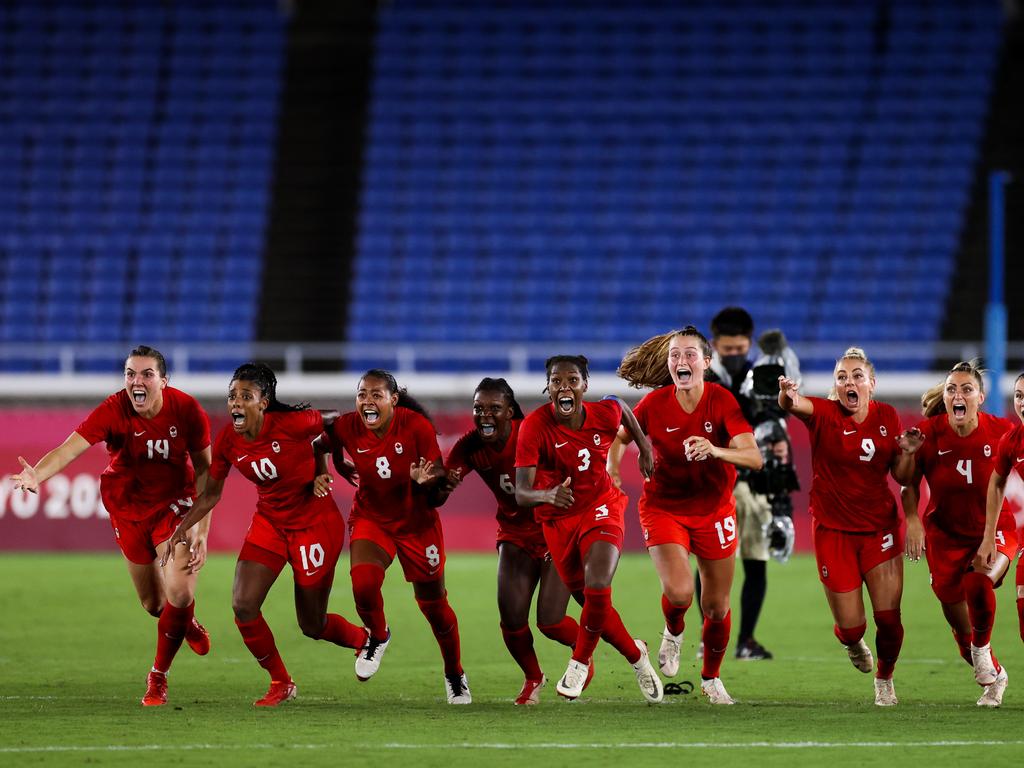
[843,429,856,435]
[357,448,371,454]
[304,569,320,577]
[666,427,680,433]
[1017,457,1024,463]
[134,431,146,437]
[555,442,568,448]
[938,449,952,456]
[236,455,248,461]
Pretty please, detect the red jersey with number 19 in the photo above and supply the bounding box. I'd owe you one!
[515,399,621,523]
[210,409,336,530]
[803,396,902,532]
[913,412,1015,539]
[75,387,210,521]
[329,407,443,536]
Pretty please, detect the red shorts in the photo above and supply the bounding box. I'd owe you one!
[349,514,446,583]
[925,522,1018,604]
[108,500,191,565]
[638,495,738,560]
[812,520,903,593]
[542,489,627,592]
[239,507,345,590]
[496,518,549,562]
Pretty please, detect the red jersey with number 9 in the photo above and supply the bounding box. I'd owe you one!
[913,412,1015,539]
[802,396,902,532]
[515,399,621,523]
[328,407,442,535]
[447,419,534,529]
[210,409,336,530]
[75,387,210,521]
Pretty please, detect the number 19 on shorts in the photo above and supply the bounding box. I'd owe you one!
[715,516,737,548]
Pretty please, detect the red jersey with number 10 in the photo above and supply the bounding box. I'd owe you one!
[802,396,902,532]
[210,409,337,530]
[328,407,443,536]
[913,412,1015,539]
[515,399,621,523]
[75,387,210,521]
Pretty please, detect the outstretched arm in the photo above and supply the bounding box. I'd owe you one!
[11,432,92,492]
[778,376,813,420]
[160,474,226,566]
[604,396,652,479]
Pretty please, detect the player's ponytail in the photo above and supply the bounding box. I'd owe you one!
[921,360,986,417]
[618,326,712,389]
[231,362,310,412]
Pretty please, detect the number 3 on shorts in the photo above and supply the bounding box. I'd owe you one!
[425,544,440,568]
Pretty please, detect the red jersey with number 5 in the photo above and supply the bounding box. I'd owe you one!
[634,383,752,515]
[210,409,336,530]
[328,407,442,535]
[802,396,902,532]
[447,419,536,530]
[76,387,210,521]
[913,412,1014,539]
[515,399,621,523]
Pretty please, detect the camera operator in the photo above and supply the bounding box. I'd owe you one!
[699,307,800,660]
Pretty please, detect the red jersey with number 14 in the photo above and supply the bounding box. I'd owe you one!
[634,383,752,515]
[803,396,901,532]
[329,407,443,536]
[210,409,336,530]
[914,412,1015,539]
[447,419,536,530]
[76,387,210,521]
[515,399,621,523]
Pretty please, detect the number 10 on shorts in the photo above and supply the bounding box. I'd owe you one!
[299,543,325,571]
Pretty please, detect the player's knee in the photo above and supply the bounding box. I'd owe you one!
[232,598,260,623]
[498,599,529,628]
[141,596,164,617]
[700,596,729,621]
[663,584,694,607]
[298,616,324,640]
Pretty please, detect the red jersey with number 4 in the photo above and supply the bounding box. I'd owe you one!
[634,383,752,515]
[210,409,336,530]
[76,387,210,521]
[447,419,536,529]
[914,412,1015,539]
[803,396,902,532]
[515,399,621,523]
[329,407,442,535]
[995,423,1024,484]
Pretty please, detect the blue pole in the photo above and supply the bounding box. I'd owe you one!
[985,170,1009,415]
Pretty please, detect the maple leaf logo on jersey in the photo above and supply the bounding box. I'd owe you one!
[169,426,177,437]
[271,441,281,453]
[821,565,828,579]
[879,426,888,437]
[984,444,992,457]
[593,433,600,446]
[395,442,403,454]
[704,421,713,433]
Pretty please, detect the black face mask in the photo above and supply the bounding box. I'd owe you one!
[720,354,749,379]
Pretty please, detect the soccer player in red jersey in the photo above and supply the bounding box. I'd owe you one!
[778,347,912,706]
[11,345,213,706]
[163,363,366,707]
[611,326,762,705]
[985,373,1024,658]
[437,377,578,705]
[514,354,664,704]
[322,369,470,704]
[895,361,1014,707]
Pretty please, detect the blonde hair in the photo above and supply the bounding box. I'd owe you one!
[828,347,876,401]
[617,326,711,390]
[920,360,986,417]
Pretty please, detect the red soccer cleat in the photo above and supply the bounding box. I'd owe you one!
[254,680,297,707]
[514,676,546,705]
[141,670,167,707]
[185,617,211,656]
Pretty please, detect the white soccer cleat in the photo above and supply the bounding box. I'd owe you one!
[556,658,590,700]
[977,666,1008,708]
[445,672,472,704]
[971,643,998,686]
[658,627,683,677]
[631,639,664,703]
[700,677,736,705]
[874,677,898,707]
[355,628,391,681]
[844,639,874,673]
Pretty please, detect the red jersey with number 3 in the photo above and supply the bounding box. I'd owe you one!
[634,383,752,515]
[329,407,442,535]
[914,412,1015,539]
[802,396,901,532]
[210,409,336,530]
[75,387,210,520]
[515,399,621,523]
[447,420,535,529]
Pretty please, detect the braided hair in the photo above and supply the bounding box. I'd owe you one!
[543,355,589,393]
[617,326,712,389]
[920,360,985,418]
[231,362,310,411]
[360,368,437,430]
[474,377,525,419]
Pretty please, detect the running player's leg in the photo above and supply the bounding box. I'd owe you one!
[863,556,904,681]
[536,557,577,647]
[233,555,295,705]
[497,542,544,683]
[696,553,736,683]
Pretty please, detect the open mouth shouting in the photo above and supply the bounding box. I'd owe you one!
[556,395,576,415]
[675,367,693,386]
[131,387,147,407]
[478,422,497,439]
[952,403,967,420]
[362,407,380,426]
[843,389,859,409]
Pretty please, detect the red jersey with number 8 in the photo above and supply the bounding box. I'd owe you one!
[802,396,902,532]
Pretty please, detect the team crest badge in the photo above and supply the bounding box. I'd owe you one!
[984,444,992,457]
[271,441,281,453]
[704,421,713,433]
[169,426,177,437]
[593,433,600,446]
[395,442,404,454]
[879,426,888,437]
[821,565,828,579]
[643,528,650,541]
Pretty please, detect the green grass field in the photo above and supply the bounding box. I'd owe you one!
[1,552,1022,767]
